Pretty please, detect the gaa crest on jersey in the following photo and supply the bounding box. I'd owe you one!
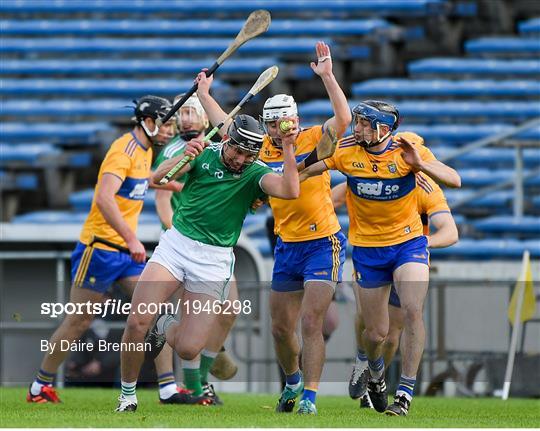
[388,163,397,173]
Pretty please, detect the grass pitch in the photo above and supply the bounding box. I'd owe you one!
[1,387,538,428]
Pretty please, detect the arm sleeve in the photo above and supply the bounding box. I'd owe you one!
[418,145,437,163]
[426,183,451,217]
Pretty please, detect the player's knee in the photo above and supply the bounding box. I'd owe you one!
[301,311,324,337]
[364,327,386,345]
[63,313,94,336]
[177,343,202,361]
[403,304,424,322]
[272,322,293,342]
[125,313,151,339]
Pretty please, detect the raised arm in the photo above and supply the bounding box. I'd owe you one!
[260,131,300,199]
[310,41,352,137]
[196,70,231,137]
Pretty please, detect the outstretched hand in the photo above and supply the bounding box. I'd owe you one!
[195,69,213,96]
[310,41,333,77]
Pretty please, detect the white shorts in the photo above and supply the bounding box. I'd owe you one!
[149,227,235,302]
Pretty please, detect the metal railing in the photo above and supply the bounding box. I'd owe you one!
[440,117,540,216]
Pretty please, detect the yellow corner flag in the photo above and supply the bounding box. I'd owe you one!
[508,250,537,326]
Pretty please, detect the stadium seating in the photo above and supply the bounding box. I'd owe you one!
[0,18,393,37]
[351,79,540,98]
[0,58,279,76]
[465,37,540,56]
[519,17,540,35]
[69,189,157,212]
[430,239,540,259]
[473,216,540,236]
[1,123,113,143]
[298,100,540,122]
[396,124,540,145]
[408,58,540,77]
[430,147,540,168]
[0,0,451,17]
[0,79,230,97]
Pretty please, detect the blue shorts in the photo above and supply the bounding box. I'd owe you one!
[352,236,429,289]
[271,231,347,292]
[70,242,146,294]
[389,285,401,307]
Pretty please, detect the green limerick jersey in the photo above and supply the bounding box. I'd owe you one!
[153,136,188,229]
[173,143,272,247]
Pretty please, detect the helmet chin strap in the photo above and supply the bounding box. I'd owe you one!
[179,130,202,141]
[139,120,163,146]
[356,124,391,148]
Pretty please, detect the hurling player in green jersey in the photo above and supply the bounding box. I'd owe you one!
[153,93,239,405]
[116,112,300,412]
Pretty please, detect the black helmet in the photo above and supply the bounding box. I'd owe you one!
[227,114,265,155]
[134,95,172,122]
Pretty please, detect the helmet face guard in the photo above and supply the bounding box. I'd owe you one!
[352,102,399,148]
[221,115,264,173]
[175,94,209,141]
[261,94,299,145]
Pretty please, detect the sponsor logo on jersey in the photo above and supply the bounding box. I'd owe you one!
[314,271,328,276]
[348,172,415,201]
[117,177,149,200]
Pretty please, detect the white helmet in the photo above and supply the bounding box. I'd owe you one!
[174,93,209,140]
[262,94,298,121]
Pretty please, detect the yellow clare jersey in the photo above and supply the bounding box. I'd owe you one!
[79,132,152,250]
[260,126,341,242]
[416,173,451,235]
[325,132,436,247]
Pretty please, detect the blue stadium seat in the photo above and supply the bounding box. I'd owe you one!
[298,100,540,122]
[430,239,540,259]
[2,99,140,118]
[0,18,392,37]
[458,169,540,187]
[0,122,112,143]
[431,147,540,168]
[473,216,540,235]
[69,188,157,211]
[518,18,540,35]
[0,1,450,17]
[401,124,540,144]
[408,58,540,77]
[11,210,160,224]
[351,79,540,98]
[0,143,59,164]
[0,79,229,97]
[1,37,329,56]
[445,190,514,209]
[0,58,278,76]
[465,38,540,55]
[533,195,540,209]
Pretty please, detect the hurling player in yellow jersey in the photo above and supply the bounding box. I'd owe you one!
[26,96,193,406]
[332,172,458,413]
[300,100,460,416]
[197,41,351,415]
